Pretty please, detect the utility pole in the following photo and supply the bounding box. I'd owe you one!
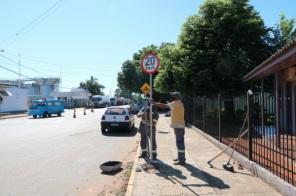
[60,72,63,92]
[18,53,21,89]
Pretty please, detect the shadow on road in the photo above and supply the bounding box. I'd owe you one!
[28,115,64,120]
[156,160,187,180]
[102,127,138,137]
[184,163,230,189]
[155,160,202,195]
[154,161,230,195]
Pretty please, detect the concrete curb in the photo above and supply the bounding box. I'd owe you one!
[0,114,27,120]
[125,144,141,196]
[191,126,296,196]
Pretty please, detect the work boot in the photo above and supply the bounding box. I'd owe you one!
[152,154,157,160]
[173,161,185,166]
[138,152,147,158]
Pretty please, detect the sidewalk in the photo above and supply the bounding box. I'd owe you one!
[0,113,27,120]
[129,116,280,196]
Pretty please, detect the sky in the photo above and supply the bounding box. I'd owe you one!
[0,0,295,95]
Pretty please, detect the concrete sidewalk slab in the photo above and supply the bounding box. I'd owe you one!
[130,116,280,196]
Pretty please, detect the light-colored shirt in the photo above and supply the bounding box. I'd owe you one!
[168,100,185,129]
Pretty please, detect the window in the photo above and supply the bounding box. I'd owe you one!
[92,97,102,102]
[54,102,62,106]
[106,108,126,115]
[47,102,53,106]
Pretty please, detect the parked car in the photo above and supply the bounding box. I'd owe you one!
[100,105,135,133]
[28,99,64,118]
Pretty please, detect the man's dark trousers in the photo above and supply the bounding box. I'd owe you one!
[174,128,185,162]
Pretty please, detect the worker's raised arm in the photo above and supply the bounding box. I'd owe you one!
[153,102,170,110]
[137,110,144,118]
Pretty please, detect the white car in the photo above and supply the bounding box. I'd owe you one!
[101,105,135,133]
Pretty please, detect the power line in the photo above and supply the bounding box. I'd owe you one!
[0,64,31,79]
[1,0,67,49]
[0,54,114,87]
[3,52,121,72]
[0,54,52,77]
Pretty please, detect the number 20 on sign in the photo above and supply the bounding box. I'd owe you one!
[140,52,160,75]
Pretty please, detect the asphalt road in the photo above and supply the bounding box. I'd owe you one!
[0,108,139,196]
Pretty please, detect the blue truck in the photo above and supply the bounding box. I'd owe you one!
[28,99,64,118]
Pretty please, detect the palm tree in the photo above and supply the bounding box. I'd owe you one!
[79,76,105,95]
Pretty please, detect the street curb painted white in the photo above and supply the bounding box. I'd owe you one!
[125,144,141,196]
[191,125,296,196]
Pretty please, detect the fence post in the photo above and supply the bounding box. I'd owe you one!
[275,72,280,147]
[247,91,253,161]
[202,96,205,131]
[261,79,264,137]
[192,97,196,126]
[218,94,221,142]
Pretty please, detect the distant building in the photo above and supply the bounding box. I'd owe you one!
[51,88,91,108]
[0,78,60,113]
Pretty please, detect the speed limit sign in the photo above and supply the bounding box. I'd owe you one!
[140,52,160,75]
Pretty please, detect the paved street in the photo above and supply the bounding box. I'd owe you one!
[0,108,138,196]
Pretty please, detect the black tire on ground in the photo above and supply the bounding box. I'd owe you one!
[57,112,61,117]
[43,113,48,118]
[33,115,37,119]
[48,114,52,117]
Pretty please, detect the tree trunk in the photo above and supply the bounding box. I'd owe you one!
[223,97,235,123]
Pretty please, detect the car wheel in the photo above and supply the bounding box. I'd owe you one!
[33,115,37,119]
[126,125,132,132]
[48,114,52,117]
[57,112,61,117]
[43,113,47,118]
[101,127,107,134]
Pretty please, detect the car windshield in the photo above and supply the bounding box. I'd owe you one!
[92,97,102,102]
[106,108,126,115]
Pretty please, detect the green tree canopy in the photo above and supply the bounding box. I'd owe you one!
[79,76,105,95]
[176,0,271,96]
[117,45,158,94]
[154,43,185,93]
[273,13,296,48]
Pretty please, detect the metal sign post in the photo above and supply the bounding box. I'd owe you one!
[149,74,153,161]
[140,52,160,162]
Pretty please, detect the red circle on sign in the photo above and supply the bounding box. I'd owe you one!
[140,52,160,75]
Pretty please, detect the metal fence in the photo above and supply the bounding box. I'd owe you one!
[185,89,296,186]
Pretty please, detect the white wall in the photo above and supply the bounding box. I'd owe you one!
[0,87,29,113]
[40,85,52,98]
